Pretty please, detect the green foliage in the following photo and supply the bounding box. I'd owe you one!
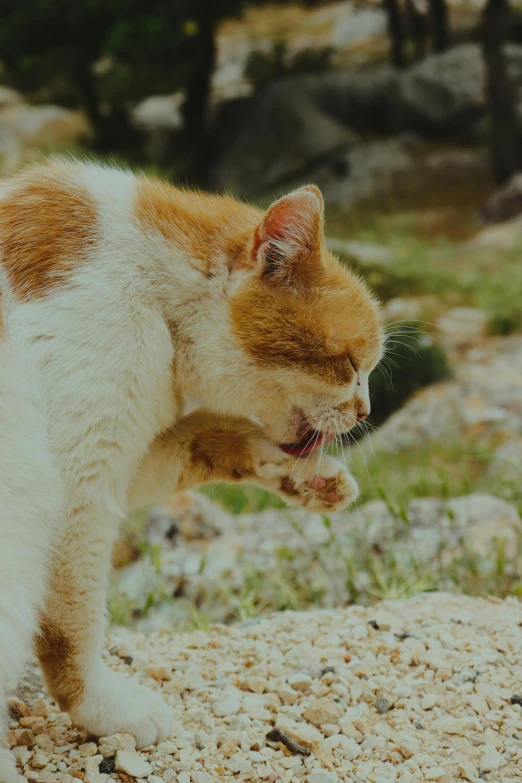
[0,0,249,149]
[369,326,449,428]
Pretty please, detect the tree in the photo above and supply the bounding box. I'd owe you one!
[384,0,408,68]
[481,0,521,183]
[0,0,248,177]
[429,0,449,52]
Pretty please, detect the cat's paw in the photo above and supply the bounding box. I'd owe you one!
[70,667,173,748]
[253,442,358,511]
[0,748,18,783]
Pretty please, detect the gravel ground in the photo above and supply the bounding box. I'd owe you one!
[8,593,522,783]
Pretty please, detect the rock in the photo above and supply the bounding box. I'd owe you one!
[84,755,109,783]
[437,307,489,350]
[424,768,445,781]
[458,761,478,781]
[288,672,313,692]
[490,438,522,481]
[98,734,136,753]
[325,238,394,266]
[373,335,522,452]
[382,297,425,324]
[32,750,48,769]
[115,751,152,778]
[480,172,522,224]
[213,691,242,717]
[303,697,344,727]
[212,81,354,194]
[307,772,338,783]
[0,103,89,175]
[225,753,251,773]
[31,700,51,718]
[0,86,22,109]
[480,744,505,772]
[421,694,438,711]
[131,94,183,131]
[469,216,522,251]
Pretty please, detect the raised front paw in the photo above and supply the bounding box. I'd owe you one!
[253,442,358,511]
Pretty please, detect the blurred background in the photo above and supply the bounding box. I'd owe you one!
[4,0,522,630]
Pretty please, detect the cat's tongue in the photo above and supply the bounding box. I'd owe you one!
[280,431,335,456]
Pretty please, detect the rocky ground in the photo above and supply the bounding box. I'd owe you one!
[9,594,522,783]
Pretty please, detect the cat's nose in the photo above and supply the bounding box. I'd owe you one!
[356,404,369,421]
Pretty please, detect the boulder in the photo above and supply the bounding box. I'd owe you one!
[480,172,522,224]
[212,83,355,194]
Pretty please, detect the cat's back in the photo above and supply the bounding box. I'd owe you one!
[0,160,138,304]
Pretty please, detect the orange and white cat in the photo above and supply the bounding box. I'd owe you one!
[0,160,382,782]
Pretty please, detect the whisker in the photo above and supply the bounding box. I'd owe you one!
[293,416,324,481]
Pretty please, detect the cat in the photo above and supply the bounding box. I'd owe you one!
[0,160,383,783]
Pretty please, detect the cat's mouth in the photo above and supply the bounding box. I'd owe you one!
[279,431,335,456]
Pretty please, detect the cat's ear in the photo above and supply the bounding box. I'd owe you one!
[250,186,324,288]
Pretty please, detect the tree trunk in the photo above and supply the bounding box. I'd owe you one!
[384,0,407,68]
[481,0,520,183]
[429,0,449,52]
[406,0,427,61]
[73,64,106,147]
[180,13,217,185]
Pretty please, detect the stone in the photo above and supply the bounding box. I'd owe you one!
[325,238,394,267]
[225,753,252,773]
[425,768,445,781]
[458,761,478,781]
[288,672,313,692]
[31,700,51,718]
[303,697,344,726]
[32,751,48,769]
[115,751,152,778]
[307,772,338,783]
[213,692,242,717]
[480,744,505,772]
[438,307,488,349]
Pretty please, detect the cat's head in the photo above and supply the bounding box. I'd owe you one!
[224,186,383,453]
[190,186,383,454]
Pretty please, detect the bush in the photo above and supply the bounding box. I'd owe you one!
[368,326,450,428]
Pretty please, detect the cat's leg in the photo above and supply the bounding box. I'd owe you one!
[128,410,358,512]
[0,353,62,783]
[36,503,174,748]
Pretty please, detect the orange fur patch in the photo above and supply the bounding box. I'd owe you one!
[230,253,382,384]
[173,411,260,489]
[0,164,97,301]
[135,176,261,276]
[35,615,85,711]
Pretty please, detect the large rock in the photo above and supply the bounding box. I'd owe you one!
[113,486,521,632]
[309,135,487,209]
[0,102,89,174]
[375,335,522,452]
[212,83,354,194]
[210,43,522,197]
[480,172,522,225]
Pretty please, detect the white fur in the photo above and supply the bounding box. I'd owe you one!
[0,162,365,778]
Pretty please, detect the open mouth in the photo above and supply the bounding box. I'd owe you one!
[279,430,335,456]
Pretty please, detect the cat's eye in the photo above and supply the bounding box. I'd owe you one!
[348,355,358,373]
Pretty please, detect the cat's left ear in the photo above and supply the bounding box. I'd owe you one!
[250,185,325,288]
